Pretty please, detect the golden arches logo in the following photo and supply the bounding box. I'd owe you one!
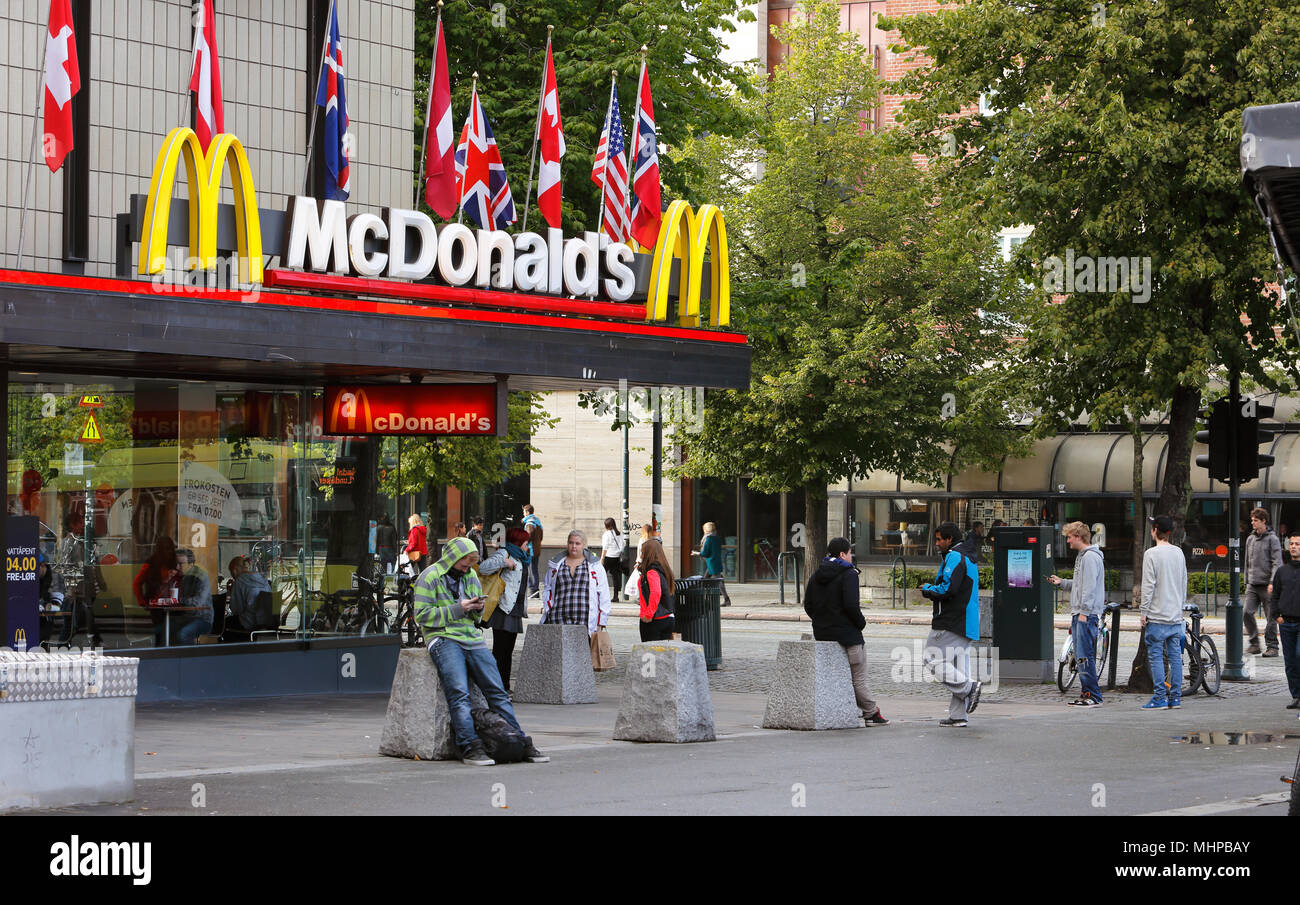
[645,201,730,328]
[137,127,264,284]
[327,388,374,433]
[14,628,26,649]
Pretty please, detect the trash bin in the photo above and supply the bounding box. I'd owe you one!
[675,576,722,670]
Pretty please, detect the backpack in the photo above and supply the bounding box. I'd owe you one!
[470,708,527,763]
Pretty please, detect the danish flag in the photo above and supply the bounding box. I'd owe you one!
[455,86,516,230]
[422,15,456,218]
[188,0,224,153]
[591,81,629,242]
[42,0,80,172]
[535,41,566,229]
[629,60,662,250]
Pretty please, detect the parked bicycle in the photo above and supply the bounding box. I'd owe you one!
[1180,603,1221,696]
[390,571,423,647]
[337,567,393,635]
[1057,603,1117,693]
[1283,745,1300,817]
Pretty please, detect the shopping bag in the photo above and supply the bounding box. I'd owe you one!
[590,628,616,671]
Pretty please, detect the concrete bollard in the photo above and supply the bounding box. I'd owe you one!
[512,622,598,705]
[613,641,714,743]
[762,640,860,730]
[380,648,487,761]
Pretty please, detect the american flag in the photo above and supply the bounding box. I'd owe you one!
[315,2,350,200]
[629,60,662,250]
[591,81,630,242]
[455,86,516,230]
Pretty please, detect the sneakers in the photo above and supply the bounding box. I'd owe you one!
[460,743,494,766]
[938,718,968,727]
[965,680,983,715]
[1248,641,1262,655]
[1286,699,1300,710]
[1068,696,1102,707]
[524,742,550,763]
[863,709,889,725]
[1167,700,1182,709]
[1140,699,1168,710]
[1263,649,1279,658]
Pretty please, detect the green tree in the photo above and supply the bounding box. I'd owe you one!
[674,0,1028,572]
[885,0,1300,543]
[412,0,756,231]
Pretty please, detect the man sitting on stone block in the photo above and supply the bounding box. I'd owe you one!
[804,537,888,726]
[415,536,550,767]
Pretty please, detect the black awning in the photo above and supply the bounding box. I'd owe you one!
[1243,102,1300,275]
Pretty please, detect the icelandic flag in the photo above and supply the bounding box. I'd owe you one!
[455,86,517,230]
[315,2,350,200]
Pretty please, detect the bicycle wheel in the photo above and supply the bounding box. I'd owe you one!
[1183,635,1202,696]
[1057,653,1079,694]
[1290,752,1300,817]
[1197,634,1221,696]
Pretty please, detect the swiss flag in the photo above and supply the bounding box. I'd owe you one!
[42,0,80,172]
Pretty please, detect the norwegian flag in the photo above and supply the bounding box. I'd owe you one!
[422,15,456,218]
[535,41,566,229]
[590,81,629,242]
[455,86,516,230]
[42,0,80,172]
[188,0,224,154]
[315,2,350,200]
[629,60,662,250]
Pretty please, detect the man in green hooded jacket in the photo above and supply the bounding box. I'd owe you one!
[416,536,549,766]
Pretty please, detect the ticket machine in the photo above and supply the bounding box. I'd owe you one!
[990,525,1055,681]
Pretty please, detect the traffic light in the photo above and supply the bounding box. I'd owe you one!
[1237,399,1276,482]
[1195,399,1230,482]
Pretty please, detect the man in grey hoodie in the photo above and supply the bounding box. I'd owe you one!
[1048,521,1106,705]
[1244,507,1282,656]
[1140,515,1188,710]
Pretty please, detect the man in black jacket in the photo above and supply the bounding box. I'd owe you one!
[804,537,888,725]
[1269,534,1300,709]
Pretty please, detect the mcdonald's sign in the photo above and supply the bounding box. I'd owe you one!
[323,383,503,436]
[646,201,730,328]
[13,628,26,652]
[137,127,264,284]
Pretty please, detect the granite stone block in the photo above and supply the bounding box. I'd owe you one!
[613,641,714,743]
[512,623,598,704]
[761,640,860,730]
[380,648,486,761]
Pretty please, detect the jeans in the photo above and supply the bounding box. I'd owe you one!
[1280,621,1300,701]
[1074,615,1102,702]
[429,638,525,753]
[176,616,212,645]
[639,616,675,642]
[1145,621,1183,705]
[529,556,540,594]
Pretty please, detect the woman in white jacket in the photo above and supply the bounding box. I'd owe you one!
[541,530,611,637]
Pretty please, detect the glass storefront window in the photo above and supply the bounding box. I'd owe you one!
[1057,498,1137,567]
[695,477,738,580]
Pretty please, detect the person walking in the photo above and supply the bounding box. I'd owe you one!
[1244,507,1283,657]
[635,538,677,641]
[477,526,531,693]
[1269,533,1300,710]
[804,536,887,725]
[406,514,429,574]
[1140,515,1187,710]
[601,518,627,602]
[1048,521,1106,706]
[919,522,982,727]
[699,521,733,606]
[540,530,611,637]
[467,517,487,560]
[376,513,398,574]
[523,504,543,595]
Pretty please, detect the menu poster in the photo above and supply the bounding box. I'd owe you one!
[1006,548,1034,589]
[6,516,40,650]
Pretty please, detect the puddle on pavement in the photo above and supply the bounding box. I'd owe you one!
[1175,731,1300,746]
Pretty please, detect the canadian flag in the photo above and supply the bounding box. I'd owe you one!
[42,0,80,173]
[189,0,225,153]
[535,41,565,229]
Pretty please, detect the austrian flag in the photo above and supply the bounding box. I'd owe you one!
[42,0,81,172]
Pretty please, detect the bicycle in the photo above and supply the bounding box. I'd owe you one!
[1283,745,1300,817]
[337,567,393,635]
[1180,603,1221,696]
[1057,604,1116,694]
[390,571,423,647]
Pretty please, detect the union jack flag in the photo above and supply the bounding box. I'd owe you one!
[629,60,661,250]
[315,2,350,200]
[455,86,516,230]
[591,81,630,242]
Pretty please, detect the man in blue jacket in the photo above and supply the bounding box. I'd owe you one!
[920,522,982,726]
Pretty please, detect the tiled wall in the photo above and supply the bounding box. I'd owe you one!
[0,0,414,278]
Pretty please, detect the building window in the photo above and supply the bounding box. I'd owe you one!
[61,0,92,266]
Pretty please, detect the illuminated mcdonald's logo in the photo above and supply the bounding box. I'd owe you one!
[14,628,26,651]
[646,201,730,328]
[327,388,374,434]
[137,127,264,284]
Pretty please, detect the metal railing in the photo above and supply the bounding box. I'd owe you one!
[889,556,908,609]
[777,550,803,606]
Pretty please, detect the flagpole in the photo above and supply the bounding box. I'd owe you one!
[628,46,647,252]
[414,3,443,209]
[456,73,477,226]
[594,70,616,238]
[519,25,552,234]
[16,14,53,269]
[302,0,339,196]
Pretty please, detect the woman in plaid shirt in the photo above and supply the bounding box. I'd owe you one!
[540,530,611,637]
